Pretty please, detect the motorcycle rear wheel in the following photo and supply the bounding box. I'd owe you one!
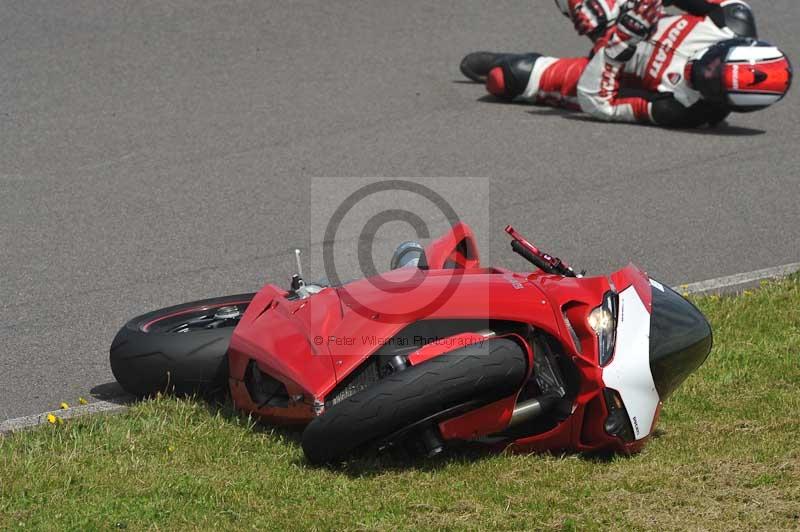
[109,294,255,397]
[301,337,528,464]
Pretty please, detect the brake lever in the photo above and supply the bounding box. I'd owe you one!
[505,225,577,278]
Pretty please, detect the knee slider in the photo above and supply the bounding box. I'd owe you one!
[486,54,542,99]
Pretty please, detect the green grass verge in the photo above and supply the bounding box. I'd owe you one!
[2,277,799,531]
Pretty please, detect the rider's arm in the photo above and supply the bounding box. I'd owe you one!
[649,95,731,128]
[578,61,731,127]
[577,0,663,124]
[578,64,731,126]
[577,52,654,123]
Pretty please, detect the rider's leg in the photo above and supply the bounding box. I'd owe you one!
[486,55,589,110]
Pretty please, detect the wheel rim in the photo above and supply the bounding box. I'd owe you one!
[141,301,251,333]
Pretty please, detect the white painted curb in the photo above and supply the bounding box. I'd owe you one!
[680,262,800,294]
[0,399,130,435]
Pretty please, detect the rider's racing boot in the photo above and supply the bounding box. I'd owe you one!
[461,52,540,85]
[460,51,511,83]
[484,54,541,100]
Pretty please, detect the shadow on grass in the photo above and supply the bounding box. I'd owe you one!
[196,395,306,446]
[299,441,502,478]
[306,441,637,478]
[106,386,637,477]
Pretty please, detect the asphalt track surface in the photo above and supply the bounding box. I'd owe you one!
[1,1,798,421]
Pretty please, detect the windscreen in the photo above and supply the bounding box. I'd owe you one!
[649,283,713,399]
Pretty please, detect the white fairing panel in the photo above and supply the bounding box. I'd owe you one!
[602,286,659,440]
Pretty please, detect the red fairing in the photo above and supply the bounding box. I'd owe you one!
[328,268,562,383]
[228,261,560,425]
[407,332,488,366]
[611,263,652,312]
[439,395,518,441]
[509,273,611,453]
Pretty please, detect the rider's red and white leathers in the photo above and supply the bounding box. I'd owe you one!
[518,0,749,127]
[578,13,734,123]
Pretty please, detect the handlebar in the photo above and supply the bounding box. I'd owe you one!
[505,225,577,278]
[510,240,559,274]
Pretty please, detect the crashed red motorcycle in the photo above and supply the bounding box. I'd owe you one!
[110,223,712,464]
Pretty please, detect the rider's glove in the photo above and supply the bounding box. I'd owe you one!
[572,0,620,39]
[604,0,662,62]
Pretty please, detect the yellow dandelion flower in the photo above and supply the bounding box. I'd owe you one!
[78,397,88,405]
[168,445,176,453]
[47,413,57,424]
[60,402,69,410]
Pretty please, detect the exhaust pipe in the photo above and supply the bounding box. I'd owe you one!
[508,394,560,428]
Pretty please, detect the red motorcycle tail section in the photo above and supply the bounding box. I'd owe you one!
[423,221,481,270]
[228,285,341,424]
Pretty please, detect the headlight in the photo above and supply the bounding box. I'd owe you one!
[603,388,635,442]
[588,308,613,332]
[589,291,618,366]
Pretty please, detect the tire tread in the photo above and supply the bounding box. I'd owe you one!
[302,338,527,464]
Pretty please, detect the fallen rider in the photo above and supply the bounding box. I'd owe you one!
[460,0,792,128]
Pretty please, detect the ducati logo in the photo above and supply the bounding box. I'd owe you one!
[599,63,618,99]
[667,72,682,85]
[648,19,690,78]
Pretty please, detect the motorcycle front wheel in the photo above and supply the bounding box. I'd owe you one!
[109,293,255,397]
[301,337,528,464]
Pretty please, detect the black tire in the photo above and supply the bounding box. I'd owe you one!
[109,293,255,397]
[301,338,528,464]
